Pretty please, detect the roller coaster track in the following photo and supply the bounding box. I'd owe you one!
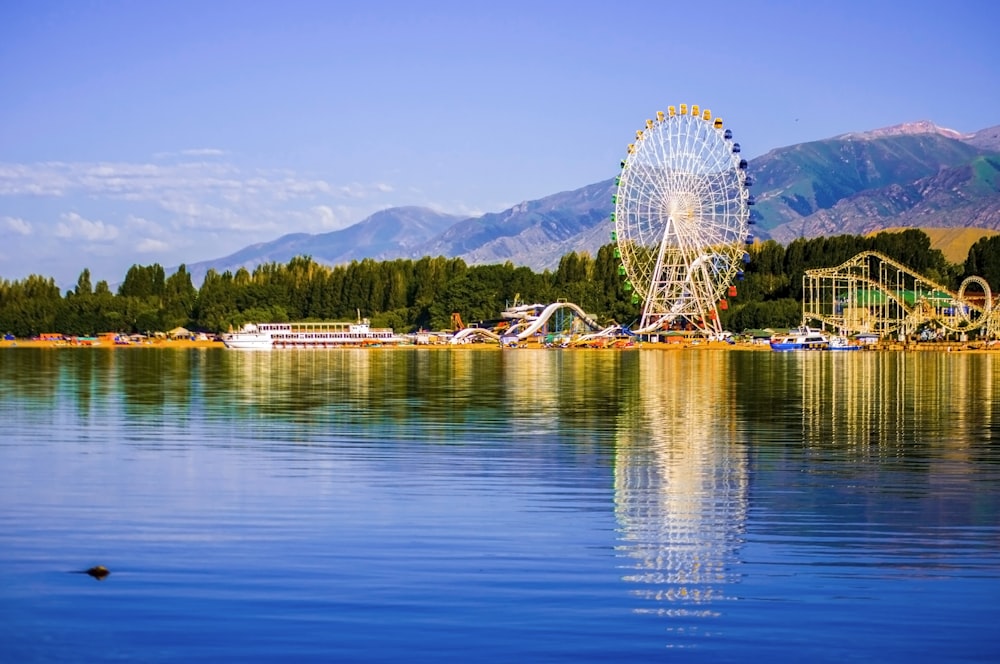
[449,301,604,344]
[803,251,996,338]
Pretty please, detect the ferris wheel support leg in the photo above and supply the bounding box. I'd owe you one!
[641,216,675,332]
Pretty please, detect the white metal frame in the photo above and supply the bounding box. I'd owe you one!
[614,105,750,336]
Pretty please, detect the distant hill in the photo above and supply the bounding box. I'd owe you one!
[183,121,1000,279]
[407,179,616,270]
[967,124,1000,151]
[875,226,1000,264]
[185,206,463,285]
[755,123,1000,243]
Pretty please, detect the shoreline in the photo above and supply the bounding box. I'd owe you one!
[1,338,226,350]
[2,339,996,353]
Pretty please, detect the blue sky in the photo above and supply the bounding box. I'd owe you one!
[2,0,998,286]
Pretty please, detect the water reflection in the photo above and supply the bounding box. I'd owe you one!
[745,350,1000,588]
[213,348,635,450]
[501,349,637,447]
[0,348,63,405]
[613,351,748,618]
[116,349,206,419]
[1,347,999,661]
[800,352,997,459]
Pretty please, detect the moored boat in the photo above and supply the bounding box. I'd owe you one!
[828,335,864,351]
[769,326,830,351]
[223,320,403,350]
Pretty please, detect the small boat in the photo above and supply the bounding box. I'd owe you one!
[769,327,830,351]
[828,336,864,351]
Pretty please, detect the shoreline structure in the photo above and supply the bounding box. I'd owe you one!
[2,338,995,353]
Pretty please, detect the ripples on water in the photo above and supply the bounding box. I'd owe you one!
[0,348,997,662]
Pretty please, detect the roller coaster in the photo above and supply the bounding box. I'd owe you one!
[449,301,616,345]
[803,251,998,339]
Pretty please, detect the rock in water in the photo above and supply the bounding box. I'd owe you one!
[86,565,110,580]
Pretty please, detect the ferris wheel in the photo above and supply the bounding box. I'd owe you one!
[613,103,753,336]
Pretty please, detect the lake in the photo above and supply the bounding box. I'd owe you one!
[1,347,998,662]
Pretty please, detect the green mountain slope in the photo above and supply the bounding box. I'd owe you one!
[752,132,990,230]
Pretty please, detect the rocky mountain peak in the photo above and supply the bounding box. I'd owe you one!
[838,120,970,141]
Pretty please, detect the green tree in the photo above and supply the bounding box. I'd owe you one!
[964,235,1000,291]
[162,265,197,330]
[75,268,93,297]
[0,274,62,337]
[193,269,238,332]
[118,264,166,299]
[593,243,639,325]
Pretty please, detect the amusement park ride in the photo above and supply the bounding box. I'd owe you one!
[613,103,753,337]
[452,103,997,345]
[453,103,754,345]
[449,299,612,346]
[609,103,997,341]
[803,251,997,340]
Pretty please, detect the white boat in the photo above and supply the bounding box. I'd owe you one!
[769,326,830,351]
[223,320,403,350]
[828,335,864,351]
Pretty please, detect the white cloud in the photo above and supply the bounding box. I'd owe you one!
[339,183,369,198]
[136,238,170,253]
[54,212,119,242]
[271,177,332,202]
[124,214,163,233]
[3,216,32,235]
[153,148,227,159]
[0,157,421,282]
[0,163,67,196]
[179,148,226,157]
[0,160,392,217]
[311,205,338,229]
[126,216,172,253]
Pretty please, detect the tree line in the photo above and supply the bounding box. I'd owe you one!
[1,229,997,338]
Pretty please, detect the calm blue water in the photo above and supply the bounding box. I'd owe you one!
[1,347,998,662]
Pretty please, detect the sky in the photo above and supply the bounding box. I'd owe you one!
[2,0,998,287]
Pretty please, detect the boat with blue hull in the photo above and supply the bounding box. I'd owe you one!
[769,327,830,351]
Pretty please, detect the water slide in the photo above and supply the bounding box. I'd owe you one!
[448,301,604,344]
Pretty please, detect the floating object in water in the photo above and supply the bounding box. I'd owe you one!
[87,565,110,579]
[80,565,110,580]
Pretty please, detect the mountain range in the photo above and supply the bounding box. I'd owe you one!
[185,121,1000,283]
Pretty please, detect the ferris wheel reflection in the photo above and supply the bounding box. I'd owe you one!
[613,351,748,617]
